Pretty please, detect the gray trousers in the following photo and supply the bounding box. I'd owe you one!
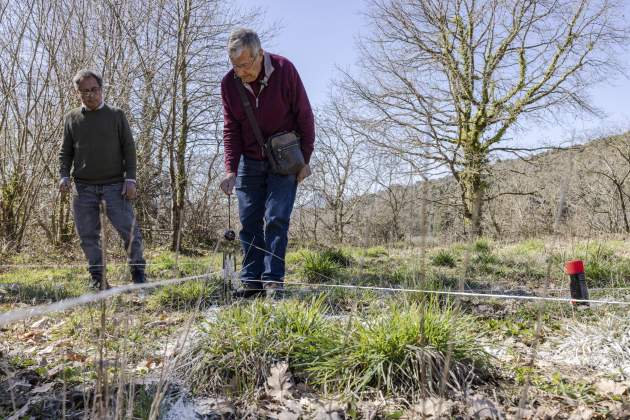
[73,182,145,279]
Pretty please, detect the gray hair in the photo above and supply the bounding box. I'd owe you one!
[227,28,261,59]
[72,69,103,90]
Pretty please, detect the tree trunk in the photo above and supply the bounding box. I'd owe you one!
[459,148,486,238]
[616,183,630,234]
[169,0,191,252]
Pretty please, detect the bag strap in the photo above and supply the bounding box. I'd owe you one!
[235,78,266,151]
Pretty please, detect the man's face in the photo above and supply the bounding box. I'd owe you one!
[77,76,102,111]
[231,48,263,83]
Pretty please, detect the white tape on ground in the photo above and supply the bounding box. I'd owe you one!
[0,272,219,327]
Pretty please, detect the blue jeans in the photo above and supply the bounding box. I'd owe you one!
[235,157,297,285]
[73,182,146,279]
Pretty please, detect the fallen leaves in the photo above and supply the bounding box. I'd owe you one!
[266,362,294,402]
[594,378,630,397]
[64,350,86,363]
[408,398,455,417]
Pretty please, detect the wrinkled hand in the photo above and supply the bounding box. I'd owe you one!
[220,173,237,195]
[59,178,71,195]
[121,180,137,200]
[296,164,312,184]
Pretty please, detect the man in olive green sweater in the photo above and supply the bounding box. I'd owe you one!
[59,69,146,289]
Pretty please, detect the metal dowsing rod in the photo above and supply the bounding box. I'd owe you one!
[222,194,237,303]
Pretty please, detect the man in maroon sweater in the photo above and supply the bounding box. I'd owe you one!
[219,28,315,298]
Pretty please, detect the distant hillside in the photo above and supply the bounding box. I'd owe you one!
[293,132,630,244]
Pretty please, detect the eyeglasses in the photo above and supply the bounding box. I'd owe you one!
[78,87,102,97]
[231,52,259,71]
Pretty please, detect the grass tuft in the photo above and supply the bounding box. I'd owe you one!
[320,248,354,267]
[185,298,488,398]
[473,238,492,254]
[147,277,219,310]
[431,250,457,268]
[298,251,341,283]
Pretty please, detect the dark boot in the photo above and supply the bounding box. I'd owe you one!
[90,274,110,291]
[132,270,146,284]
[233,280,264,299]
[263,280,285,300]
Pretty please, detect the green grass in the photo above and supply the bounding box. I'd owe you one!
[298,250,341,283]
[363,246,388,258]
[146,251,218,278]
[431,250,456,268]
[147,277,220,310]
[320,247,354,267]
[285,249,312,267]
[513,368,596,401]
[317,288,379,312]
[473,238,492,254]
[507,239,545,255]
[0,268,87,303]
[306,300,487,395]
[550,242,630,287]
[186,297,488,398]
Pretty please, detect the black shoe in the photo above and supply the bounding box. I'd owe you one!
[90,276,110,291]
[232,281,264,299]
[263,281,285,300]
[132,271,146,284]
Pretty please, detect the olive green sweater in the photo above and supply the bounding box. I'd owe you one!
[59,104,136,184]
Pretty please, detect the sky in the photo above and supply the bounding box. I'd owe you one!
[233,0,630,147]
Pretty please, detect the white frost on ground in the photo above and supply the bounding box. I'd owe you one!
[537,314,630,378]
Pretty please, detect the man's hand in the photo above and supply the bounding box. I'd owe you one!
[220,172,237,195]
[59,178,71,195]
[121,180,137,200]
[297,164,312,184]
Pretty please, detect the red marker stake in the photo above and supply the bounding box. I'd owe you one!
[565,260,589,306]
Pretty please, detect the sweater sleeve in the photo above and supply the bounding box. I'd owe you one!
[119,111,137,180]
[289,63,315,164]
[59,116,74,178]
[222,77,243,174]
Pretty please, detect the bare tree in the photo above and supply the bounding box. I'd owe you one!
[0,0,74,251]
[306,104,368,243]
[366,154,419,242]
[0,0,259,254]
[340,0,628,237]
[586,133,630,233]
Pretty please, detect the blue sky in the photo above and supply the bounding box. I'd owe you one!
[233,0,630,147]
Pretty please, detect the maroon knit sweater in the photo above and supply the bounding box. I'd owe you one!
[221,52,315,174]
